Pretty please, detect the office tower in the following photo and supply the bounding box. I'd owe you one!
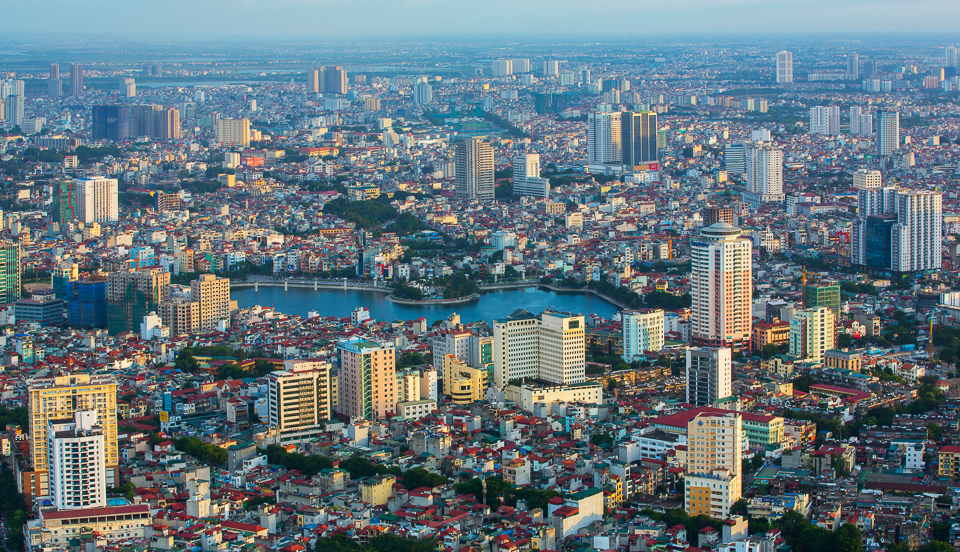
[847,53,860,79]
[308,67,320,94]
[454,137,495,202]
[75,177,119,223]
[191,273,231,330]
[587,111,622,164]
[48,410,107,510]
[92,105,130,142]
[4,94,24,126]
[876,110,900,156]
[322,65,348,94]
[621,309,665,362]
[267,360,333,440]
[217,118,251,147]
[946,46,958,69]
[129,104,181,140]
[70,63,83,96]
[106,268,170,335]
[26,374,118,499]
[337,336,397,421]
[413,81,433,105]
[159,106,181,140]
[809,106,840,135]
[685,347,732,407]
[685,411,742,518]
[863,60,878,76]
[511,58,531,73]
[892,190,942,273]
[703,207,736,227]
[621,111,658,168]
[853,169,881,190]
[492,309,585,387]
[512,153,550,198]
[0,242,20,304]
[691,223,753,353]
[492,59,513,77]
[723,143,746,174]
[851,186,897,267]
[543,60,560,77]
[804,280,841,316]
[776,51,793,83]
[48,63,61,97]
[789,307,836,362]
[53,180,78,223]
[121,77,136,98]
[745,144,784,202]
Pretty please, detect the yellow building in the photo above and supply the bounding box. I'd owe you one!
[441,355,487,405]
[939,446,960,481]
[26,374,118,500]
[360,474,397,507]
[685,411,742,518]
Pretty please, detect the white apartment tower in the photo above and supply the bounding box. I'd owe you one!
[621,309,665,362]
[587,111,622,164]
[853,169,882,190]
[847,53,860,79]
[850,106,873,136]
[216,118,251,148]
[876,110,900,156]
[691,223,753,353]
[543,60,560,77]
[454,137,495,202]
[48,410,107,511]
[413,81,433,105]
[809,106,840,135]
[776,51,793,83]
[267,360,333,442]
[946,45,958,69]
[892,190,943,273]
[75,177,119,224]
[685,347,733,407]
[745,144,784,203]
[493,309,585,387]
[513,153,550,198]
[492,59,513,77]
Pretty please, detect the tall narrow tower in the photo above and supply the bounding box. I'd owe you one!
[691,223,753,353]
[454,137,495,202]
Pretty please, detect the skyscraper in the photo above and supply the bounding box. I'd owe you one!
[308,67,320,94]
[512,153,550,198]
[946,45,958,69]
[48,63,61,97]
[70,63,83,96]
[543,60,560,77]
[322,66,348,94]
[26,374,118,500]
[454,137,495,202]
[217,118,251,147]
[850,106,873,136]
[892,190,943,274]
[75,177,119,223]
[745,143,784,203]
[413,81,433,105]
[691,223,753,353]
[776,51,793,83]
[685,347,732,407]
[847,53,860,79]
[267,360,334,442]
[48,411,107,510]
[511,58,531,73]
[0,242,21,304]
[809,106,840,135]
[789,307,836,362]
[491,59,513,77]
[92,105,130,141]
[685,411,742,518]
[587,111,622,164]
[120,77,136,98]
[622,309,665,362]
[492,309,585,387]
[4,94,24,126]
[877,110,900,156]
[723,143,746,174]
[620,111,658,168]
[337,336,397,421]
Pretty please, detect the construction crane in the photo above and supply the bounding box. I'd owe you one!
[801,268,807,309]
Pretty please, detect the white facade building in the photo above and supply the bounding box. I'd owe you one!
[776,51,793,83]
[622,309,665,362]
[75,177,119,223]
[48,410,107,511]
[587,111,622,164]
[744,144,784,203]
[691,223,753,353]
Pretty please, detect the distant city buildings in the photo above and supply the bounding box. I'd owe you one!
[776,50,793,83]
[809,106,840,135]
[876,110,900,156]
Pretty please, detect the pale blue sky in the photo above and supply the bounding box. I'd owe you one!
[4,0,960,37]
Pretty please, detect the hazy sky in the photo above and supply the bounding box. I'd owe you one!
[4,0,960,38]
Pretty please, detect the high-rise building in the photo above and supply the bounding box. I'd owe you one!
[685,347,733,407]
[745,143,784,203]
[217,118,250,147]
[92,105,130,142]
[48,63,61,97]
[4,93,24,126]
[454,137,495,202]
[493,309,585,388]
[512,153,549,198]
[26,374,118,500]
[776,51,793,83]
[847,53,860,79]
[308,68,320,94]
[804,280,841,316]
[685,411,742,518]
[491,59,513,77]
[75,177,119,223]
[191,273,231,330]
[789,306,836,362]
[622,309,665,362]
[853,169,882,190]
[128,104,181,140]
[337,336,397,421]
[876,110,900,156]
[159,299,200,336]
[809,106,840,135]
[750,128,772,142]
[120,77,136,98]
[322,66,348,94]
[70,63,83,96]
[67,276,108,327]
[106,268,170,335]
[723,143,746,174]
[691,223,753,353]
[48,410,107,511]
[543,60,560,77]
[892,190,943,274]
[620,111,658,168]
[267,360,333,442]
[53,180,79,224]
[849,106,872,135]
[702,207,736,227]
[511,58,531,73]
[587,111,622,164]
[946,45,958,69]
[413,81,433,105]
[0,242,21,304]
[863,60,878,76]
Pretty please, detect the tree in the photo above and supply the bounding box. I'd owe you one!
[731,499,748,516]
[928,422,944,441]
[590,432,614,447]
[175,349,200,373]
[792,375,815,392]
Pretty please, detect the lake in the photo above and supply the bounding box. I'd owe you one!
[232,286,619,326]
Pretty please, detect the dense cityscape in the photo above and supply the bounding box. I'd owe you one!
[0,32,958,552]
